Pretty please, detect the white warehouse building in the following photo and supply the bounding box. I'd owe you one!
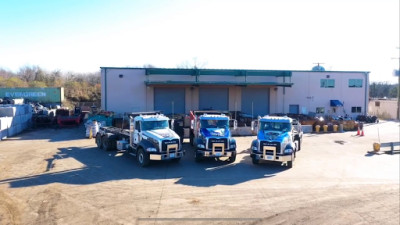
[100,66,369,119]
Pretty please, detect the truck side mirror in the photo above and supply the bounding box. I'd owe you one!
[170,119,175,130]
[233,120,237,130]
[251,121,255,131]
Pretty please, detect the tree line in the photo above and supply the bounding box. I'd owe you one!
[369,82,398,99]
[0,65,100,108]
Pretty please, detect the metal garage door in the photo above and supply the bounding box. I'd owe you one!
[154,87,185,115]
[199,87,228,111]
[241,87,270,118]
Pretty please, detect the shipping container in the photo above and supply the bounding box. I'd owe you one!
[0,87,64,104]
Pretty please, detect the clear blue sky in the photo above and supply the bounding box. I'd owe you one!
[0,0,399,83]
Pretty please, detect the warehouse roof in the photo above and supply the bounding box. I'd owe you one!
[100,67,369,74]
[100,67,368,87]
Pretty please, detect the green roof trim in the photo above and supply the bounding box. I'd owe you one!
[145,81,293,87]
[145,68,291,77]
[146,68,196,75]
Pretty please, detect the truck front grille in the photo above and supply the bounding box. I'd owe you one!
[207,138,228,150]
[161,139,179,152]
[260,141,281,154]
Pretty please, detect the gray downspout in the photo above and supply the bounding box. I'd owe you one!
[104,68,107,111]
[364,72,369,115]
[282,76,286,113]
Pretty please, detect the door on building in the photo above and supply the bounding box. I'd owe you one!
[289,104,299,114]
[154,87,185,115]
[241,87,270,118]
[199,87,229,111]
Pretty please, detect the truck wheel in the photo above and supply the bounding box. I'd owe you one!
[96,134,103,149]
[229,152,236,162]
[102,135,113,151]
[194,150,203,162]
[108,135,117,150]
[190,132,194,146]
[297,139,301,151]
[137,148,150,167]
[252,157,259,165]
[287,153,295,168]
[102,135,109,150]
[103,134,117,151]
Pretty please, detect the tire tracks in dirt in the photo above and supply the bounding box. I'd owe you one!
[27,187,124,225]
[249,187,399,225]
[0,188,21,225]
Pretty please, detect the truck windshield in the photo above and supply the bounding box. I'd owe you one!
[260,121,291,132]
[142,120,169,131]
[200,119,228,129]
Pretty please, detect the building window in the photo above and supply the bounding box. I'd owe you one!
[349,79,363,88]
[375,101,380,107]
[320,79,335,88]
[316,107,325,114]
[351,107,362,113]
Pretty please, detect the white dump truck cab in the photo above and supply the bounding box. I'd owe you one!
[95,111,183,167]
[129,113,183,166]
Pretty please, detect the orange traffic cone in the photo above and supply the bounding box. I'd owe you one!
[357,127,360,135]
[361,129,364,136]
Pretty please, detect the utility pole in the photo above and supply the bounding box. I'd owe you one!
[393,47,400,120]
[397,50,400,120]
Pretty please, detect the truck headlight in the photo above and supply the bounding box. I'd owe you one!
[147,147,157,152]
[197,144,205,149]
[252,146,258,151]
[230,144,236,149]
[284,148,292,154]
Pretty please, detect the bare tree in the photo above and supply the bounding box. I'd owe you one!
[0,68,15,78]
[177,57,207,69]
[18,65,39,82]
[143,64,156,68]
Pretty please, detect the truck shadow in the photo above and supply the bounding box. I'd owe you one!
[1,144,287,188]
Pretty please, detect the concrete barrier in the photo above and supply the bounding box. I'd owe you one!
[302,125,313,133]
[0,106,16,117]
[8,126,17,137]
[0,118,5,130]
[0,104,32,140]
[0,129,7,140]
[1,117,12,129]
[11,116,20,127]
[231,127,256,136]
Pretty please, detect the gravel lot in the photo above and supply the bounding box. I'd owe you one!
[0,120,399,225]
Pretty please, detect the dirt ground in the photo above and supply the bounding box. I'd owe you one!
[0,121,399,225]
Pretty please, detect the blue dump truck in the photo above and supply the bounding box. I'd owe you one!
[189,111,237,162]
[250,116,303,168]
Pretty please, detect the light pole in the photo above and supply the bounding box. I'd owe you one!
[397,54,400,120]
[392,47,400,120]
[395,47,400,120]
